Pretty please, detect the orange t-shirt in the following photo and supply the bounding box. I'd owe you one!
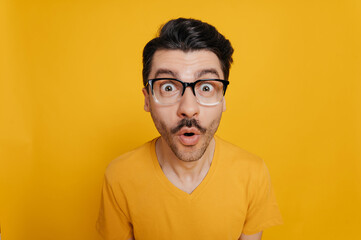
[96,136,282,240]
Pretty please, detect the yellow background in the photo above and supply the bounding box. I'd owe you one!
[1,0,360,239]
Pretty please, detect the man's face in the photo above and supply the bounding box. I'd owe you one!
[143,49,226,162]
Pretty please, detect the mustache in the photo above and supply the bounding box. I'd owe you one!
[171,118,206,134]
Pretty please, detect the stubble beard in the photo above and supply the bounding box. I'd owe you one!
[150,111,222,162]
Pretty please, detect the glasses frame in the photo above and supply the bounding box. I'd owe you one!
[146,78,230,106]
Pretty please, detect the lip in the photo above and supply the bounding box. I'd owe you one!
[177,127,201,135]
[176,127,201,146]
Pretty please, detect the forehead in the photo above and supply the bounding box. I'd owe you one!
[149,49,224,79]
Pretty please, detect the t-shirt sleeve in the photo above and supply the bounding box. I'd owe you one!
[242,160,283,235]
[96,173,133,240]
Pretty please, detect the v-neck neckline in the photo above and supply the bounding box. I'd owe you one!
[150,137,219,200]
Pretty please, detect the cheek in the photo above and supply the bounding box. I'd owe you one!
[149,103,178,126]
[199,107,224,125]
[149,101,224,129]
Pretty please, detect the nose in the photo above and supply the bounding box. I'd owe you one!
[177,87,200,118]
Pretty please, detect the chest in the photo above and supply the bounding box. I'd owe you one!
[127,175,249,240]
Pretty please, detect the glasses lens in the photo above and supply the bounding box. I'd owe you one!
[152,79,183,105]
[195,80,225,105]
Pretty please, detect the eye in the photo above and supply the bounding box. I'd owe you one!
[199,83,214,92]
[161,83,176,92]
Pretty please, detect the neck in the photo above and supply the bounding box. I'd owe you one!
[155,137,216,193]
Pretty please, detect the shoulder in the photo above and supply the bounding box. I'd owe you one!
[215,136,272,191]
[215,135,264,167]
[104,139,156,184]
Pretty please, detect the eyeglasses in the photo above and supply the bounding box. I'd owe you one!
[146,78,229,106]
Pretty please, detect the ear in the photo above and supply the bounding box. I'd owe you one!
[222,98,226,112]
[142,88,150,112]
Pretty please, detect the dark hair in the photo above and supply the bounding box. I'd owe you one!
[142,18,234,86]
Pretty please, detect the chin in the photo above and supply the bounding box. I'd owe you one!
[171,140,208,162]
[174,152,204,162]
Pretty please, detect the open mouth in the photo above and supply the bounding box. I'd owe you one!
[178,127,200,138]
[177,128,201,146]
[184,132,195,137]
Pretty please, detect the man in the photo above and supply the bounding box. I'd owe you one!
[96,18,282,240]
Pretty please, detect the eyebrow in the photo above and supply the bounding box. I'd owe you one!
[154,69,179,78]
[195,69,220,79]
[153,68,221,79]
